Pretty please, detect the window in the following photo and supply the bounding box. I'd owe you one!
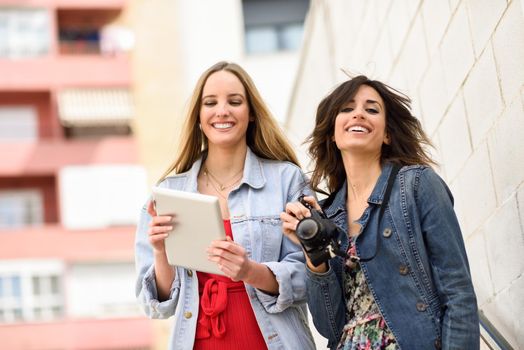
[60,165,148,229]
[0,9,51,58]
[0,106,38,142]
[0,262,64,323]
[0,189,44,229]
[243,0,309,54]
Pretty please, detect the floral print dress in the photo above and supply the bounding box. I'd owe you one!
[337,237,398,350]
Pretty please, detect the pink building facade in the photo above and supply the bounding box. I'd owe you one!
[0,0,153,348]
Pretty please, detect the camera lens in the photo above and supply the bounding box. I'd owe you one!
[296,218,319,240]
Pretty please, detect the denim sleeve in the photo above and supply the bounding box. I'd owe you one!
[134,203,181,319]
[416,168,480,349]
[255,166,314,313]
[306,265,345,348]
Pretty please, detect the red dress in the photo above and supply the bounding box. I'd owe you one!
[194,220,268,350]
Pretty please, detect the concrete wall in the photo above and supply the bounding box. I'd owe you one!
[287,0,524,348]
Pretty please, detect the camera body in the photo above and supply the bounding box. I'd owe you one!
[295,196,344,267]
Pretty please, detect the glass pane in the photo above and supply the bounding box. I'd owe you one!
[13,308,23,321]
[11,276,21,297]
[245,26,278,54]
[0,278,4,297]
[50,276,60,294]
[279,23,303,51]
[0,189,44,228]
[33,307,42,320]
[51,306,62,318]
[32,276,41,295]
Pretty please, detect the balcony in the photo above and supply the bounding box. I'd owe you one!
[0,224,135,261]
[0,136,137,176]
[0,55,131,90]
[0,317,153,350]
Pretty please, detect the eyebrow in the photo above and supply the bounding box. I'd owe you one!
[202,93,245,99]
[346,99,383,108]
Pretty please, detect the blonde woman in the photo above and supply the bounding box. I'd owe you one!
[135,61,315,350]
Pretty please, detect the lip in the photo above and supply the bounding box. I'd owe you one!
[344,123,372,133]
[211,122,235,130]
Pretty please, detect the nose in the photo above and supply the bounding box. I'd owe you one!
[352,108,365,119]
[215,103,230,118]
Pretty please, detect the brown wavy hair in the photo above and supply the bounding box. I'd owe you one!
[307,75,435,194]
[159,61,299,181]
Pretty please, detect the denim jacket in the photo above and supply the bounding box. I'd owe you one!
[306,163,479,350]
[135,148,316,350]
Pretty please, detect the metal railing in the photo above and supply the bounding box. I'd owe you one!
[479,310,514,350]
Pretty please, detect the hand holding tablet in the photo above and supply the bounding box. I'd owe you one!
[151,187,227,276]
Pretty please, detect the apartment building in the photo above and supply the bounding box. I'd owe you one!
[0,0,152,349]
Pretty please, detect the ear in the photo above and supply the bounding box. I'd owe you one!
[383,133,390,145]
[249,114,255,122]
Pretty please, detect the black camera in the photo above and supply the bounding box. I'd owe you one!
[295,195,347,267]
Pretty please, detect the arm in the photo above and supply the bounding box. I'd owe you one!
[281,196,345,346]
[256,166,316,312]
[416,168,479,349]
[135,199,180,319]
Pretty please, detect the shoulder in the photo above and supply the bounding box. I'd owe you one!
[258,158,307,179]
[399,164,452,202]
[156,170,191,190]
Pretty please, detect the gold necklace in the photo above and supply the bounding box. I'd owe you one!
[203,166,244,191]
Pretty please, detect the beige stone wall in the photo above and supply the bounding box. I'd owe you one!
[287,0,524,348]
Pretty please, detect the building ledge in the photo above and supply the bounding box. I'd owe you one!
[0,225,136,261]
[0,136,138,176]
[0,317,153,350]
[0,55,130,91]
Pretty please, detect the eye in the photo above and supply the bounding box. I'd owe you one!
[366,108,379,114]
[340,107,353,113]
[202,100,216,107]
[229,100,242,106]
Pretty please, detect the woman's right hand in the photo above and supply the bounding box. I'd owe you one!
[280,196,328,273]
[147,200,175,254]
[280,195,320,244]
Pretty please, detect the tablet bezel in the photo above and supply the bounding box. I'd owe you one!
[151,186,226,276]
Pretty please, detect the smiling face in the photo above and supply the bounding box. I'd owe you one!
[199,70,252,150]
[333,84,389,158]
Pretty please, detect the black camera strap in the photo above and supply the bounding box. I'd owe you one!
[352,163,401,263]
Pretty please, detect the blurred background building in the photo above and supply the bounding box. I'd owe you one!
[1,0,523,349]
[0,0,151,349]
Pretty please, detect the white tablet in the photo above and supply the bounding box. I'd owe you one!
[151,186,226,276]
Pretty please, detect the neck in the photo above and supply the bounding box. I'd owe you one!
[204,144,247,177]
[341,151,382,202]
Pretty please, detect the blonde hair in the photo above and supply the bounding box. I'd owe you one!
[159,61,299,181]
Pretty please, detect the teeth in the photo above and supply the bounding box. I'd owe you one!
[213,123,233,129]
[347,125,369,133]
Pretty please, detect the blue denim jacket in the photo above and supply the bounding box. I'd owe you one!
[135,148,316,350]
[306,163,479,350]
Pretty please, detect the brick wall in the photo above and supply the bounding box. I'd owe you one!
[287,0,524,347]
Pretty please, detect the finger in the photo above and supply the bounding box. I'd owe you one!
[149,215,174,226]
[209,240,245,255]
[147,200,157,217]
[149,233,169,242]
[302,196,321,210]
[285,202,308,219]
[280,211,300,226]
[149,225,173,235]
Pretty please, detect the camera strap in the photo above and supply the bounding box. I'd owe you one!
[352,163,401,263]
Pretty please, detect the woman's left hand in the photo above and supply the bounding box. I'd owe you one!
[207,237,253,282]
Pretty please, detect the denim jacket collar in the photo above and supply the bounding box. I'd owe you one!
[185,147,265,192]
[323,162,395,218]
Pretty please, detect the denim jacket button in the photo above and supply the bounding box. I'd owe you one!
[416,302,427,312]
[187,270,193,277]
[399,264,409,275]
[434,339,442,349]
[382,228,392,238]
[184,311,193,319]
